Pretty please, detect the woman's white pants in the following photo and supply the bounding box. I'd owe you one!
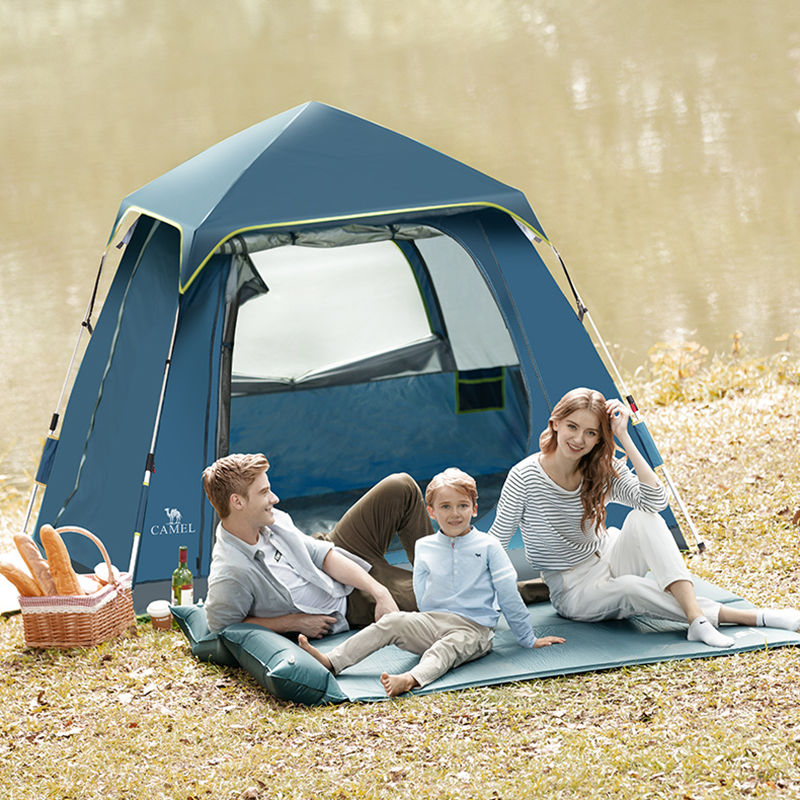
[542,510,721,626]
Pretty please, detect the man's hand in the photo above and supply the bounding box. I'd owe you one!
[244,612,337,638]
[321,548,401,623]
[293,613,338,638]
[373,590,400,623]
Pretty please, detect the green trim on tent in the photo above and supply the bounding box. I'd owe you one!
[179,203,550,294]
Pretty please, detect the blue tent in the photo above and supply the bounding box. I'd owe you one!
[35,102,684,609]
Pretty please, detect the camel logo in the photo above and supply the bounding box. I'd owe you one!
[165,507,182,524]
[150,507,196,536]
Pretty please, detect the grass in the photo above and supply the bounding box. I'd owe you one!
[2,344,800,799]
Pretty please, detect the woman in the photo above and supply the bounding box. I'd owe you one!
[489,388,799,646]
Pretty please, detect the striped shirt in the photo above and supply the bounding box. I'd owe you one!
[489,453,669,571]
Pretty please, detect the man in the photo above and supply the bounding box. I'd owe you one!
[202,453,434,636]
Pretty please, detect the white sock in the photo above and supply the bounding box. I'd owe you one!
[687,617,734,648]
[759,609,800,631]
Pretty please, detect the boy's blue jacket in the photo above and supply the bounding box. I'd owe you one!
[413,528,538,648]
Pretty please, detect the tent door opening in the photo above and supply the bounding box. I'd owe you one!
[223,228,531,536]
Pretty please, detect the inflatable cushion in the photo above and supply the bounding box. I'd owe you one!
[169,603,240,668]
[172,580,800,705]
[219,623,347,705]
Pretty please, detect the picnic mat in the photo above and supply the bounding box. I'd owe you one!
[314,578,800,702]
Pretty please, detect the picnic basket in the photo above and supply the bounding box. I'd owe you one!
[19,526,135,648]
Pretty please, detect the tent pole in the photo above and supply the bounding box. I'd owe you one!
[544,240,707,554]
[582,310,706,553]
[22,252,109,534]
[127,301,182,578]
[24,217,140,535]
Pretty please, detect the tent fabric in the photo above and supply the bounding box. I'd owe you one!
[37,219,181,573]
[113,102,547,291]
[35,102,686,611]
[216,223,442,255]
[229,371,529,502]
[232,240,439,384]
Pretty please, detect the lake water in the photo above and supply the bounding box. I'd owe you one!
[2,0,800,484]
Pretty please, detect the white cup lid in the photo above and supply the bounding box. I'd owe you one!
[146,600,172,617]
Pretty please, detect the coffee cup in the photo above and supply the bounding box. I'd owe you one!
[146,599,173,631]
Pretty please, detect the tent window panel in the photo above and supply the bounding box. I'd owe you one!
[456,368,505,414]
[232,241,433,382]
[416,235,518,371]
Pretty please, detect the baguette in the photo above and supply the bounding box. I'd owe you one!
[39,525,85,596]
[0,558,44,597]
[13,533,57,595]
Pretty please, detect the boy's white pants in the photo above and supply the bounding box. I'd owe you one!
[327,610,494,688]
[542,510,722,626]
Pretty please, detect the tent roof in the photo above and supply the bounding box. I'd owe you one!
[113,102,547,291]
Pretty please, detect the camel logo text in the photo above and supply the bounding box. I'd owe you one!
[150,507,196,536]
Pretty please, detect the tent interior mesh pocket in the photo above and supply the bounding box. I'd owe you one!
[456,368,505,413]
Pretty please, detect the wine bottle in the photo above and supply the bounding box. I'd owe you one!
[171,545,194,605]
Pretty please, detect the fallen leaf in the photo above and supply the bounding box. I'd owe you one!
[54,727,84,738]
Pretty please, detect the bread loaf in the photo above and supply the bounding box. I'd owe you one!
[13,533,57,595]
[39,525,85,596]
[0,558,44,597]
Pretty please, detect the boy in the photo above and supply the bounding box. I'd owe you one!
[300,467,565,696]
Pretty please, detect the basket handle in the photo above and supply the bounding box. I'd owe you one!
[54,526,120,588]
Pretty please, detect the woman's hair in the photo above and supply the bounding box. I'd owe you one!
[425,467,478,506]
[202,453,270,519]
[540,388,618,533]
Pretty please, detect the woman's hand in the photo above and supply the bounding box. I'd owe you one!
[606,397,631,440]
[605,396,662,488]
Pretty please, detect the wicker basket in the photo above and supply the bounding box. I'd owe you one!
[19,526,135,649]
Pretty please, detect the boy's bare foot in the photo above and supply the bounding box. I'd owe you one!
[380,671,419,697]
[298,634,334,672]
